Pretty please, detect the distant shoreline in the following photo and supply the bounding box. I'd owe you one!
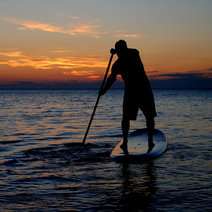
[0,87,211,91]
[1,77,211,90]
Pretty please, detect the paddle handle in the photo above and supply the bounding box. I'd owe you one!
[82,54,114,145]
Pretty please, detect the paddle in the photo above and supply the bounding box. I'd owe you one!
[82,53,114,145]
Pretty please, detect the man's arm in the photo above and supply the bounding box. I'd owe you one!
[99,49,117,96]
[99,72,117,96]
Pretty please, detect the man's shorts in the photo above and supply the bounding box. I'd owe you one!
[123,94,157,120]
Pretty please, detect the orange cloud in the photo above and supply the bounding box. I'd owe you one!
[0,50,107,78]
[116,34,140,38]
[3,17,101,38]
[88,75,101,79]
[63,70,95,77]
[0,51,26,57]
[51,50,69,53]
[115,30,140,38]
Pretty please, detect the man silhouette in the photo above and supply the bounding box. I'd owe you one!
[99,40,157,154]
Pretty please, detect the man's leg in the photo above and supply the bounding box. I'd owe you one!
[120,117,130,154]
[145,115,155,153]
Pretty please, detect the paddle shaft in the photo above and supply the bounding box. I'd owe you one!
[82,54,114,145]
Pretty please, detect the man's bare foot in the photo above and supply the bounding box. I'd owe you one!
[120,143,128,155]
[147,142,155,154]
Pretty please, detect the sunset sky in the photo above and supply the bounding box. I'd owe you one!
[0,0,211,88]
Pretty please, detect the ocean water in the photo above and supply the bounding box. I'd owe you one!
[0,89,211,211]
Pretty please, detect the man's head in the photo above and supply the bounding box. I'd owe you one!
[115,40,128,57]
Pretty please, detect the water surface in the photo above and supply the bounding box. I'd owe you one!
[0,89,211,211]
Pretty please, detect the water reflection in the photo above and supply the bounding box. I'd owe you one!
[119,161,157,211]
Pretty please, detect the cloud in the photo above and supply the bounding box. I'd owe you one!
[64,70,102,80]
[64,70,87,76]
[3,16,101,38]
[151,69,212,80]
[51,50,69,53]
[0,51,26,57]
[3,16,141,39]
[0,50,108,81]
[150,69,212,89]
[69,16,80,20]
[115,34,140,38]
[88,75,101,79]
[115,30,140,38]
[0,50,107,72]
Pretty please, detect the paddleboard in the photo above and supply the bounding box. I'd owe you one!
[110,128,167,161]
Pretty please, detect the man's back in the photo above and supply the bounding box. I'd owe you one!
[112,48,150,93]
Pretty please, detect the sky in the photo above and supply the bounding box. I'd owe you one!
[0,0,212,88]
